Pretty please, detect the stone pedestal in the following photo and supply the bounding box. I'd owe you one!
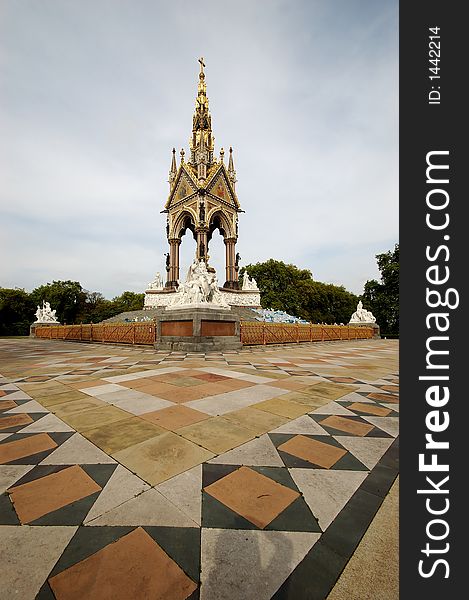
[349,322,381,338]
[30,322,60,337]
[155,307,242,352]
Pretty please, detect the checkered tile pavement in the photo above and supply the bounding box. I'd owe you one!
[0,338,398,599]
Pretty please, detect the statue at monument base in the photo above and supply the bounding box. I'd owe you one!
[34,301,59,324]
[30,300,60,337]
[349,300,376,324]
[242,274,259,291]
[168,260,229,310]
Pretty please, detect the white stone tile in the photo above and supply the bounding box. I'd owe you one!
[0,465,34,494]
[208,435,284,467]
[186,385,288,416]
[41,433,116,464]
[289,469,368,531]
[0,384,18,391]
[3,391,32,401]
[333,436,394,470]
[309,401,355,416]
[5,400,50,414]
[103,366,184,382]
[156,464,202,525]
[0,525,78,599]
[18,413,74,433]
[270,415,329,435]
[80,383,124,396]
[84,464,150,523]
[362,416,399,437]
[200,529,320,600]
[87,487,198,527]
[199,366,275,383]
[112,395,174,415]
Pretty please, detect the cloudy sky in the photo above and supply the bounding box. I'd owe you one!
[0,0,398,298]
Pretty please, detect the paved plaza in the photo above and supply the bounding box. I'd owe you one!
[0,338,398,599]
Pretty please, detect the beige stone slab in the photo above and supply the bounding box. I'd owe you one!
[276,391,332,410]
[50,396,105,418]
[253,397,310,419]
[113,431,214,485]
[35,390,91,407]
[83,417,166,454]
[222,407,288,436]
[60,405,130,432]
[177,418,256,454]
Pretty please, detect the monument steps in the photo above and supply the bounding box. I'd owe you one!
[102,306,260,324]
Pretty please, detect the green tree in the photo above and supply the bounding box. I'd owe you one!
[298,280,358,324]
[0,288,36,336]
[31,280,87,324]
[240,260,312,317]
[362,244,399,336]
[111,291,145,313]
[240,260,358,324]
[80,292,117,323]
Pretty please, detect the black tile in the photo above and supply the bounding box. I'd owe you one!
[30,490,101,526]
[272,539,348,600]
[81,463,118,488]
[0,493,20,525]
[361,463,398,498]
[202,463,238,488]
[267,495,321,533]
[49,526,135,577]
[322,488,383,559]
[144,526,200,583]
[250,466,300,493]
[35,580,56,599]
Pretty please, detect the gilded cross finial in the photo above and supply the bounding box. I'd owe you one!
[198,57,205,77]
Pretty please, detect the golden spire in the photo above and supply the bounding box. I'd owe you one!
[190,57,214,165]
[168,147,177,189]
[228,146,237,187]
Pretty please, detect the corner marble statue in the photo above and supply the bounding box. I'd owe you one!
[242,274,259,291]
[34,301,59,324]
[349,301,376,324]
[147,272,163,290]
[169,259,229,309]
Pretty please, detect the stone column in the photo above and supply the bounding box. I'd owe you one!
[167,239,181,287]
[224,238,238,288]
[196,229,208,262]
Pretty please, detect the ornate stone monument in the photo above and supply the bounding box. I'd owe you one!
[349,301,380,337]
[144,58,260,310]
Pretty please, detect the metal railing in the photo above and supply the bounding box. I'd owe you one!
[240,322,374,345]
[34,322,156,345]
